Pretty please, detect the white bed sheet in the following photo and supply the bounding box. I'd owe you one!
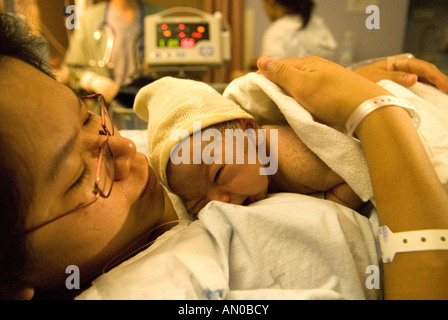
[77,193,380,300]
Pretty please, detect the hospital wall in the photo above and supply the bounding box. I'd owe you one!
[404,0,448,74]
[9,0,447,80]
[245,0,410,64]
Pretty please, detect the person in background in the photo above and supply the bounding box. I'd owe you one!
[260,0,337,61]
[64,0,163,103]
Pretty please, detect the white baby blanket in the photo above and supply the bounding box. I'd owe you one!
[223,74,448,201]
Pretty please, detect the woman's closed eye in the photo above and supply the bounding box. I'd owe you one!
[84,112,95,126]
[69,111,99,192]
[70,164,91,192]
[83,111,102,132]
[84,110,111,136]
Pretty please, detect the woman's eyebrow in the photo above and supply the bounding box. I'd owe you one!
[47,92,83,183]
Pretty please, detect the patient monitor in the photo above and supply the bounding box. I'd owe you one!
[144,7,231,78]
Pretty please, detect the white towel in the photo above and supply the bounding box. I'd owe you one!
[224,73,373,201]
[223,73,448,201]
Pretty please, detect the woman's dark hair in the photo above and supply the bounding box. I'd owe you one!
[0,12,52,299]
[276,0,315,28]
[0,134,34,299]
[0,13,53,77]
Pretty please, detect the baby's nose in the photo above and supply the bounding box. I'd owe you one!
[208,191,231,204]
[208,190,247,206]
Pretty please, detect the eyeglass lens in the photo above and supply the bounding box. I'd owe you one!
[91,95,114,197]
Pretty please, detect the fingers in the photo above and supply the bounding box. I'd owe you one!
[257,56,321,101]
[402,59,448,93]
[354,63,418,87]
[354,56,448,93]
[257,56,328,75]
[387,71,418,88]
[435,77,448,93]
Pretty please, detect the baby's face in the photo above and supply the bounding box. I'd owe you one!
[167,134,269,214]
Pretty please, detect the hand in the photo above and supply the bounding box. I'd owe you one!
[354,58,448,93]
[80,72,120,104]
[325,183,364,210]
[257,56,391,128]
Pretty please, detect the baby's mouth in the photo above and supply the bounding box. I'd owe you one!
[243,195,264,206]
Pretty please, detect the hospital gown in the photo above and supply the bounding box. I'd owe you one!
[261,14,338,61]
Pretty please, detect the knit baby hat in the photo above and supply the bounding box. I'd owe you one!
[134,77,254,188]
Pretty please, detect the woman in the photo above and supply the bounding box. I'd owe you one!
[0,12,178,299]
[1,13,447,300]
[261,0,338,61]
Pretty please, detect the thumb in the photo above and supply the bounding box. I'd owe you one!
[257,56,305,97]
[257,56,277,72]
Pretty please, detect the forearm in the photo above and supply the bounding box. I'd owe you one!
[357,106,448,229]
[356,106,448,299]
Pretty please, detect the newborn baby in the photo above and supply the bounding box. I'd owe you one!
[134,77,363,214]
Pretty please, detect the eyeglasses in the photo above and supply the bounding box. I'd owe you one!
[23,94,115,235]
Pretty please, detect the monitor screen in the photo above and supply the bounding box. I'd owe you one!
[157,23,210,48]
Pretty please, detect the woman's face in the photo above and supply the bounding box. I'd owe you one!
[0,58,166,290]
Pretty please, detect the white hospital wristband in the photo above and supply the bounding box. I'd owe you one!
[345,95,421,137]
[379,226,448,263]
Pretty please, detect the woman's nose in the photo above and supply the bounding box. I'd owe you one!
[107,135,137,181]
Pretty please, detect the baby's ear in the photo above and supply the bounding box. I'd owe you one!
[237,118,258,130]
[237,118,266,146]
